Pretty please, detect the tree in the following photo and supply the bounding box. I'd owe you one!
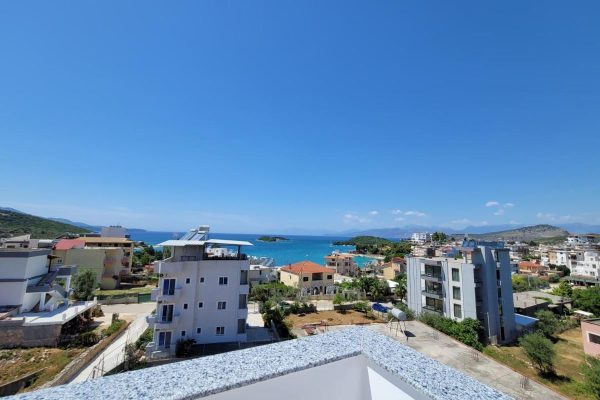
[534,310,558,339]
[583,357,600,399]
[572,286,600,316]
[393,274,407,300]
[432,232,447,243]
[555,265,570,276]
[552,280,573,298]
[519,333,555,375]
[72,269,97,300]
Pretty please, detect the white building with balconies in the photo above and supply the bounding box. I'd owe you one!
[147,226,252,357]
[406,240,516,344]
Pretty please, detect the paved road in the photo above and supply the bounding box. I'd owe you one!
[69,303,155,384]
[368,321,567,400]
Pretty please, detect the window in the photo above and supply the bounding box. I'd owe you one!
[454,304,462,319]
[200,277,205,283]
[239,294,247,309]
[590,333,600,345]
[451,268,460,282]
[185,278,191,284]
[219,277,228,285]
[183,303,188,310]
[303,276,309,282]
[237,319,246,334]
[217,301,227,310]
[216,326,225,335]
[162,279,176,295]
[161,304,174,322]
[327,275,333,279]
[196,327,202,334]
[181,330,186,337]
[198,302,203,308]
[452,286,461,300]
[158,331,172,348]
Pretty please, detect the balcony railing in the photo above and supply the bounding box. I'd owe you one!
[202,254,248,261]
[421,273,442,282]
[422,289,443,299]
[422,305,443,314]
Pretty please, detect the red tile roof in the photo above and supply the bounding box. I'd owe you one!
[281,261,335,275]
[54,239,86,250]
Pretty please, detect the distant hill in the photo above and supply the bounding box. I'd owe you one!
[48,217,101,232]
[469,224,569,242]
[0,209,90,239]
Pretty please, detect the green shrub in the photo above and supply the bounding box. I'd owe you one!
[419,313,483,351]
[583,356,600,399]
[103,316,125,336]
[519,333,555,375]
[135,328,154,349]
[353,301,370,313]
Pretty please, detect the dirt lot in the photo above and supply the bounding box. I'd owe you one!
[0,347,85,391]
[285,310,385,328]
[483,327,593,399]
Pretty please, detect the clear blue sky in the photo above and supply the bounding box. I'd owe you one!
[1,1,599,233]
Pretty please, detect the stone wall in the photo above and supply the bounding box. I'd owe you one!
[0,320,62,348]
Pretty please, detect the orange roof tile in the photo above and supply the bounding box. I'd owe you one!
[281,261,335,275]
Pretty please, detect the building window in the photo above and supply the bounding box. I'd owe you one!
[158,331,172,348]
[216,326,225,335]
[198,302,203,309]
[327,275,333,279]
[454,304,462,319]
[162,278,176,295]
[239,294,247,309]
[196,327,202,334]
[590,333,600,344]
[237,319,246,334]
[200,277,205,283]
[217,301,227,310]
[183,303,188,310]
[185,278,191,284]
[302,277,309,282]
[452,286,461,300]
[219,276,228,285]
[161,304,174,322]
[451,268,460,282]
[181,330,186,337]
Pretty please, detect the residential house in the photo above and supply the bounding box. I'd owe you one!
[279,261,335,295]
[146,226,252,357]
[381,258,405,280]
[570,250,600,278]
[406,240,516,344]
[324,252,358,276]
[411,232,431,244]
[75,236,134,275]
[248,264,278,286]
[581,319,600,357]
[518,261,546,275]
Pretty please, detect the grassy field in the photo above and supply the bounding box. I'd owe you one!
[93,285,154,297]
[0,347,85,391]
[484,327,593,399]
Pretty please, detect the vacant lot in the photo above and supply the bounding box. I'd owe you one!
[0,347,85,392]
[484,327,593,399]
[93,285,154,297]
[285,310,384,328]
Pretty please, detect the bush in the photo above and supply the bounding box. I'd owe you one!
[175,338,196,357]
[353,301,370,314]
[419,313,483,351]
[135,328,154,349]
[519,333,555,375]
[535,310,559,339]
[583,357,600,399]
[103,315,125,336]
[72,269,97,300]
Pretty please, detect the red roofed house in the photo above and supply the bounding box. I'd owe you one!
[279,261,335,295]
[518,261,547,275]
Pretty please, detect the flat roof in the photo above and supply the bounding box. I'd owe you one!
[77,237,133,244]
[583,318,600,326]
[157,239,253,247]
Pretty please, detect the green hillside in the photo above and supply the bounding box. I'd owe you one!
[470,224,569,242]
[0,209,90,239]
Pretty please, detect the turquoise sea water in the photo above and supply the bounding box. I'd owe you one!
[130,231,375,267]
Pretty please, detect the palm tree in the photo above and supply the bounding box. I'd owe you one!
[394,275,407,301]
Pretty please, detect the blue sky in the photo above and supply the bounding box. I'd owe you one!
[1,1,599,233]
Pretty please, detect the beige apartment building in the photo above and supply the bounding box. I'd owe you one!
[280,261,335,295]
[76,237,134,274]
[324,252,358,276]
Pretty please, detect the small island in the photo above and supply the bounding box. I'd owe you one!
[258,235,289,242]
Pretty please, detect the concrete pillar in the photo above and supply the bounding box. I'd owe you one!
[40,293,46,311]
[65,276,72,292]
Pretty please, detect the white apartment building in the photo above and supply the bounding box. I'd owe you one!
[571,250,600,277]
[567,234,600,246]
[406,240,516,344]
[411,232,432,244]
[100,225,128,238]
[147,226,252,357]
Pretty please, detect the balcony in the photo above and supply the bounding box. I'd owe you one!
[155,313,180,327]
[422,289,443,299]
[422,305,443,314]
[146,314,156,325]
[152,286,183,302]
[202,253,248,261]
[421,273,442,283]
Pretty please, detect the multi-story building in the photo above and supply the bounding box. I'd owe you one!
[324,252,358,276]
[406,240,516,344]
[279,261,335,295]
[75,236,134,276]
[147,226,252,357]
[548,249,570,267]
[567,234,600,246]
[571,250,600,278]
[411,232,431,244]
[248,264,278,286]
[100,225,129,238]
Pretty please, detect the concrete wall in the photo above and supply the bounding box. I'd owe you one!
[582,320,600,357]
[0,250,50,311]
[0,319,62,348]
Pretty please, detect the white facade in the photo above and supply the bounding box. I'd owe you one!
[100,225,128,238]
[571,250,600,277]
[147,227,252,357]
[411,232,432,244]
[248,265,277,286]
[406,242,516,344]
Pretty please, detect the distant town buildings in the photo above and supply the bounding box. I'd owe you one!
[147,226,252,357]
[324,252,358,276]
[406,240,516,344]
[279,261,335,295]
[410,232,432,244]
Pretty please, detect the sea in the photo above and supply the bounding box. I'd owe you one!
[129,231,376,267]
